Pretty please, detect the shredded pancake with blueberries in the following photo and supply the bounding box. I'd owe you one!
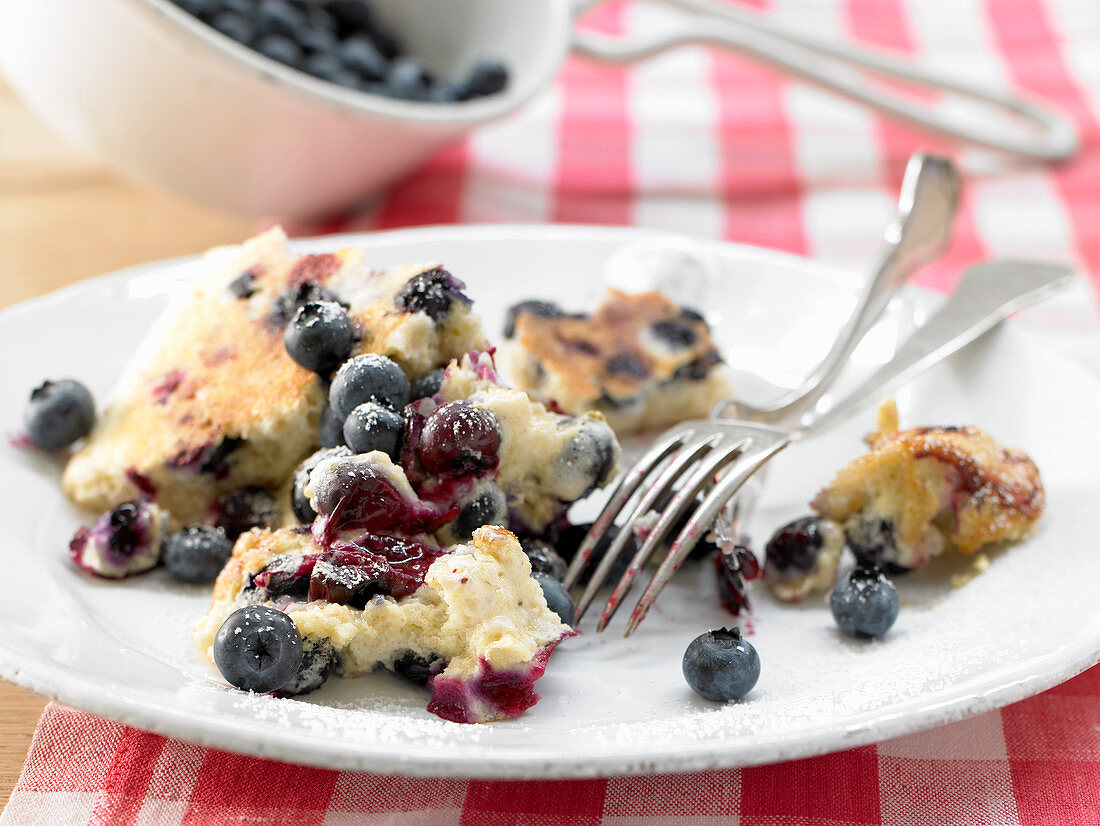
[61,229,620,722]
[501,289,733,434]
[63,227,486,529]
[812,400,1044,572]
[761,400,1044,604]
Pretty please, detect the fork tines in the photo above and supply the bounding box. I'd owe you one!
[562,419,790,636]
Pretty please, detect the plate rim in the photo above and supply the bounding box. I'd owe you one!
[2,223,1097,778]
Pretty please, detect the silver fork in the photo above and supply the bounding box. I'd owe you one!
[562,260,1073,636]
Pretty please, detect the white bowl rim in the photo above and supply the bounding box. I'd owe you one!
[131,0,573,126]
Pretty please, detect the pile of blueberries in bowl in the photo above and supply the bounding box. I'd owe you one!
[169,0,508,102]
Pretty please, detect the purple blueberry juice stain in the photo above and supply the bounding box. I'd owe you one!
[605,352,649,380]
[7,432,34,450]
[126,469,158,497]
[151,369,186,405]
[288,254,341,287]
[167,437,241,478]
[425,638,568,723]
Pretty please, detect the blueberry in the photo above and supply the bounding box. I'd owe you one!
[845,516,910,574]
[459,59,508,99]
[605,352,649,380]
[164,526,232,584]
[418,401,501,476]
[385,57,433,101]
[207,486,280,540]
[672,348,722,381]
[284,301,355,374]
[24,379,96,451]
[367,27,400,61]
[292,446,352,522]
[339,35,387,81]
[319,403,346,448]
[410,368,445,401]
[343,402,403,458]
[221,0,256,16]
[829,568,900,638]
[255,0,306,38]
[682,627,760,701]
[550,418,617,499]
[249,552,313,600]
[392,650,442,686]
[765,516,827,574]
[329,354,410,418]
[171,0,218,20]
[650,319,697,349]
[210,10,256,44]
[274,637,338,697]
[452,486,507,541]
[715,543,761,616]
[228,270,257,299]
[504,300,564,338]
[429,82,462,103]
[296,25,338,55]
[300,3,337,34]
[532,572,575,626]
[303,52,360,88]
[323,0,374,37]
[271,281,345,324]
[396,267,469,322]
[309,551,390,607]
[520,538,568,582]
[254,33,303,68]
[213,606,302,693]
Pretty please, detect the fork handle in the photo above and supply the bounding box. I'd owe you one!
[571,1,1077,160]
[798,261,1074,436]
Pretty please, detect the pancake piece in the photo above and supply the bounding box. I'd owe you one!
[500,290,733,434]
[405,351,620,542]
[194,522,571,724]
[811,401,1044,572]
[61,228,487,526]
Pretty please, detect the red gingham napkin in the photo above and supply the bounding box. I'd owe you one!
[7,0,1100,823]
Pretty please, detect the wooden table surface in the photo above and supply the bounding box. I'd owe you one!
[0,79,252,810]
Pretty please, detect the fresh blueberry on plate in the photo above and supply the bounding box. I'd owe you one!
[284,301,355,374]
[829,568,899,638]
[682,627,760,702]
[329,353,410,418]
[213,605,302,693]
[343,401,403,458]
[164,525,232,584]
[532,572,576,626]
[24,379,96,451]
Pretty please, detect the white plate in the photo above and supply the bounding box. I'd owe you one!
[1,225,1098,778]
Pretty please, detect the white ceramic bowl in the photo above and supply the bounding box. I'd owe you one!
[0,0,570,217]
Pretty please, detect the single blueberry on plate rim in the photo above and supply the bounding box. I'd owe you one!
[213,605,303,693]
[682,626,760,702]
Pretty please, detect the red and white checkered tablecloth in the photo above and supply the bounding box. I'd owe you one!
[6,0,1100,823]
